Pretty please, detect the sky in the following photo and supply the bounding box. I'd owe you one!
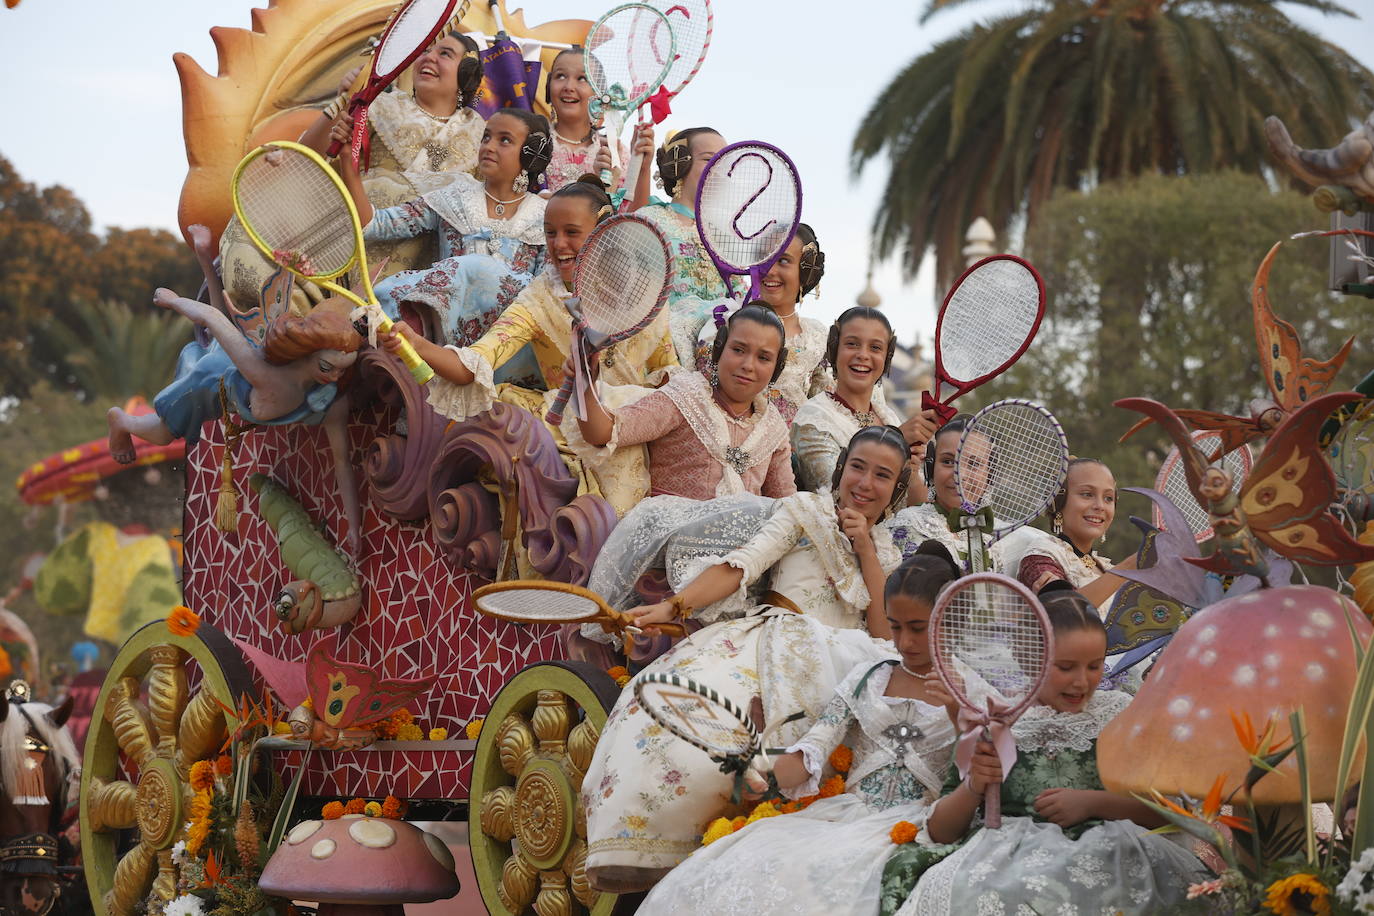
[2,0,1373,356]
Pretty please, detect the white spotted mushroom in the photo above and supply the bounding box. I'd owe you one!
[258,813,459,914]
[1099,584,1372,808]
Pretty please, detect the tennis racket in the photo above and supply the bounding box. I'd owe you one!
[1153,430,1253,543]
[929,572,1052,828]
[585,3,675,184]
[695,141,803,300]
[326,0,466,159]
[955,399,1069,572]
[473,580,683,652]
[923,256,1045,425]
[545,214,672,426]
[230,141,433,384]
[641,0,713,120]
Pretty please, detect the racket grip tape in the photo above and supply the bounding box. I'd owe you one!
[545,376,575,427]
[374,315,434,385]
[984,781,1001,829]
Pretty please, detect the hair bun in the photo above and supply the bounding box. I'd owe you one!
[913,540,959,576]
[575,173,608,193]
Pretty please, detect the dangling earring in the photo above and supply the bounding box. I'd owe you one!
[512,172,529,195]
[455,89,465,110]
[1052,512,1063,535]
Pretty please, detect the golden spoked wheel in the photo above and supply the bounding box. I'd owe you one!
[470,660,622,916]
[80,621,251,916]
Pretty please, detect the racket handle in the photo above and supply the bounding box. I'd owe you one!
[984,781,1002,829]
[622,151,646,210]
[545,376,575,427]
[374,315,434,385]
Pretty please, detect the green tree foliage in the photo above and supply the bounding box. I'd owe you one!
[0,154,201,398]
[852,0,1374,288]
[972,171,1374,559]
[48,299,192,402]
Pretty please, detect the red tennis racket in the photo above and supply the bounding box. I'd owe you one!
[545,215,672,426]
[326,0,466,160]
[923,255,1046,425]
[930,572,1053,828]
[640,0,714,121]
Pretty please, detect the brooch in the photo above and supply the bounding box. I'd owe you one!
[723,446,751,475]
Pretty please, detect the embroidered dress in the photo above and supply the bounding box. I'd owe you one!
[544,131,628,191]
[999,528,1117,615]
[638,662,956,916]
[691,313,831,425]
[792,390,902,491]
[635,202,741,357]
[583,492,904,881]
[882,691,1207,916]
[567,370,795,502]
[884,503,1004,570]
[428,267,678,514]
[218,95,481,314]
[364,173,546,358]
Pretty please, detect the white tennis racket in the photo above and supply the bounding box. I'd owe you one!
[1153,430,1253,542]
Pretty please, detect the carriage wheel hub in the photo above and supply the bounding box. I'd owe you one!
[135,759,183,850]
[511,757,574,870]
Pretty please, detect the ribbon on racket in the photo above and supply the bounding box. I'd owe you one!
[954,698,1019,790]
[349,304,382,349]
[921,391,960,426]
[649,85,673,124]
[568,315,597,423]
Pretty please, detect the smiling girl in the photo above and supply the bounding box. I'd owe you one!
[582,426,914,892]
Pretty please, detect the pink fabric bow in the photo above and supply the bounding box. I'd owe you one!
[649,86,674,124]
[954,697,1019,788]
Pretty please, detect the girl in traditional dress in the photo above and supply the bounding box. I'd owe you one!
[693,224,831,424]
[335,108,551,350]
[999,457,1135,612]
[882,589,1206,916]
[792,307,937,498]
[884,417,980,563]
[582,425,911,892]
[219,33,486,311]
[570,304,795,502]
[636,545,963,915]
[379,176,678,514]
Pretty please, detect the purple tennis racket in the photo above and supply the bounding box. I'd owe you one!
[694,141,803,300]
[545,214,672,426]
[955,399,1070,572]
[930,572,1053,828]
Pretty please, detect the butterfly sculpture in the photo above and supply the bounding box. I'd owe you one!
[1120,236,1355,459]
[1116,391,1374,585]
[287,642,431,749]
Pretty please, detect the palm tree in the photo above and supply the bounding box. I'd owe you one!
[49,299,193,401]
[853,0,1374,287]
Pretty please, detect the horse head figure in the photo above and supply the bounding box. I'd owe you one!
[0,682,78,916]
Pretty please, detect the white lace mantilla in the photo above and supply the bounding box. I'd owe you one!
[368,92,483,183]
[660,371,788,497]
[1011,689,1130,753]
[997,526,1114,588]
[884,503,970,563]
[421,173,547,246]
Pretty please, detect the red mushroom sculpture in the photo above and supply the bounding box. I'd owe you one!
[258,814,459,914]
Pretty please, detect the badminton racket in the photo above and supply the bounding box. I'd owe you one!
[545,214,672,426]
[230,140,433,384]
[929,572,1052,828]
[326,0,467,159]
[1153,430,1253,543]
[695,141,803,300]
[954,399,1069,572]
[584,2,674,186]
[923,256,1045,425]
[472,580,683,652]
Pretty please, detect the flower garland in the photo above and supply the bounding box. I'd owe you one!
[322,795,407,821]
[699,746,853,846]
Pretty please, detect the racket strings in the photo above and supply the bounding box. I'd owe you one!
[958,404,1066,524]
[576,226,669,334]
[236,153,357,277]
[1156,438,1249,538]
[936,585,1047,704]
[587,8,667,105]
[375,0,454,75]
[939,259,1040,383]
[473,588,603,622]
[697,149,800,270]
[637,681,755,756]
[645,0,711,92]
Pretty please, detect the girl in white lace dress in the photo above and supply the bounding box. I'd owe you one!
[636,544,963,915]
[582,426,914,892]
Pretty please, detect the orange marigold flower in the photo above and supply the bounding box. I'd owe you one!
[829,744,853,774]
[396,723,424,741]
[796,794,820,808]
[393,708,414,725]
[729,816,747,832]
[214,755,233,777]
[364,801,382,817]
[819,775,845,798]
[189,760,215,793]
[890,821,919,845]
[167,605,201,638]
[344,798,367,815]
[381,796,403,819]
[465,717,484,740]
[606,666,630,681]
[186,817,211,856]
[321,801,344,820]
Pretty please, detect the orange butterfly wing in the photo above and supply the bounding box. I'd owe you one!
[306,643,430,729]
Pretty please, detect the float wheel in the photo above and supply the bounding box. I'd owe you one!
[79,621,251,916]
[469,660,622,916]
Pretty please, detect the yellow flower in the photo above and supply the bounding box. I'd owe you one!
[745,801,781,824]
[701,817,734,846]
[396,723,424,741]
[428,727,448,741]
[189,790,213,821]
[364,801,382,817]
[624,815,648,831]
[166,605,201,638]
[465,718,484,740]
[189,760,215,793]
[1263,873,1331,916]
[186,817,211,857]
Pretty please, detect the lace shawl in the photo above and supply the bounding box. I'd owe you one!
[998,527,1114,589]
[884,503,972,564]
[657,372,790,497]
[421,173,547,246]
[791,391,902,492]
[368,93,483,182]
[1011,689,1130,753]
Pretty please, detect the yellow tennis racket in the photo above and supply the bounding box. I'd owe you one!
[230,140,434,384]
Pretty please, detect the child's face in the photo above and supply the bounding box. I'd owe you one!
[479,113,529,185]
[677,131,725,203]
[548,53,593,124]
[1037,628,1106,713]
[759,235,802,308]
[886,594,934,672]
[544,196,599,284]
[714,319,780,405]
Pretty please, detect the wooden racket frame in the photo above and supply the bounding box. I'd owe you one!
[471,579,684,652]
